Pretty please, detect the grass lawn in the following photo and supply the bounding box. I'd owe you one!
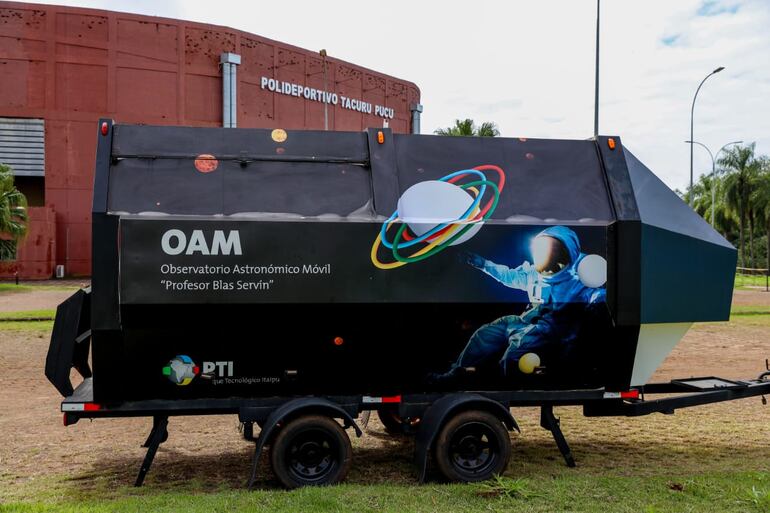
[0,319,53,331]
[2,297,770,512]
[0,283,35,293]
[729,304,770,327]
[734,273,770,290]
[0,309,54,321]
[0,284,80,294]
[2,472,769,513]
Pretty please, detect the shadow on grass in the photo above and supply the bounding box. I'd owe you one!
[51,427,770,501]
[55,436,417,499]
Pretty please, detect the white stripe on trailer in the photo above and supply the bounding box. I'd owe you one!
[62,402,101,412]
[603,392,621,399]
[362,395,401,404]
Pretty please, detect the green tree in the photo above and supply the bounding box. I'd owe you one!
[684,173,737,240]
[434,119,500,137]
[719,143,761,268]
[689,173,718,223]
[750,157,770,270]
[0,163,28,260]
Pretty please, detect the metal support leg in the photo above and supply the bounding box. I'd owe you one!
[540,405,576,468]
[135,415,169,487]
[142,415,169,448]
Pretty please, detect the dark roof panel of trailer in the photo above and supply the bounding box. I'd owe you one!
[107,127,615,222]
[393,135,613,221]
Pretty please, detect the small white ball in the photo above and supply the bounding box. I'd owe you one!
[577,254,607,288]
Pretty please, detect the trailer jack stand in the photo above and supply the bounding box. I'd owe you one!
[135,415,169,487]
[540,406,576,468]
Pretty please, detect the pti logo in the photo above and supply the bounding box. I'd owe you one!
[162,355,200,386]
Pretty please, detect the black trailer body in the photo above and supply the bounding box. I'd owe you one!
[47,121,751,488]
[82,122,735,402]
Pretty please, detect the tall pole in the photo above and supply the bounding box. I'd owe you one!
[594,0,600,138]
[685,139,741,226]
[689,67,724,206]
[687,141,715,224]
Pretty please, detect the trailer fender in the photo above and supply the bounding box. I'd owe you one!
[414,393,518,483]
[244,397,362,488]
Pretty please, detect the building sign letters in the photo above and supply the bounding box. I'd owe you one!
[260,76,395,119]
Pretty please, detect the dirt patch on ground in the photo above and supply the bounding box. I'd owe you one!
[0,290,76,313]
[654,322,770,381]
[1,290,769,497]
[730,288,770,307]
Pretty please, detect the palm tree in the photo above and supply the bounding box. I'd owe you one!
[434,119,500,137]
[749,203,757,268]
[0,163,28,260]
[688,173,716,220]
[719,143,761,267]
[750,158,770,271]
[686,173,736,238]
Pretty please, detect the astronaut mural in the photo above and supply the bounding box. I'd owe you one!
[429,225,608,385]
[369,165,610,387]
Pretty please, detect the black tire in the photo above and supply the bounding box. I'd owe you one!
[269,415,352,489]
[434,410,511,482]
[377,408,422,436]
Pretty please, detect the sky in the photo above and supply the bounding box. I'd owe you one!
[21,0,770,191]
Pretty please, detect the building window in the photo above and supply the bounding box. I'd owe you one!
[0,117,45,177]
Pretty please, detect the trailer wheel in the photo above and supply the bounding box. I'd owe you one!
[434,410,511,482]
[377,408,421,436]
[270,415,352,489]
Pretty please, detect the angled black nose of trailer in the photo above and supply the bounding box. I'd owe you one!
[45,288,93,397]
[623,149,736,323]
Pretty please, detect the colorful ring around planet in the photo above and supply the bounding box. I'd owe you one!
[371,165,505,270]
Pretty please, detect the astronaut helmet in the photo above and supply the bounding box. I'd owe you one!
[531,234,571,276]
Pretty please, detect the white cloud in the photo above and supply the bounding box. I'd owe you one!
[22,0,770,190]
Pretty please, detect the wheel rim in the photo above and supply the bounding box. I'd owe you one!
[448,422,499,476]
[286,428,338,483]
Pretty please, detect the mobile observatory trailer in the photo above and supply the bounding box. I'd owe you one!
[46,120,770,488]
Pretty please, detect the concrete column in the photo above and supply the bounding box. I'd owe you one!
[410,103,424,134]
[220,53,241,128]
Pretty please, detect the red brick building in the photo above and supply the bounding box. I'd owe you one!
[0,1,421,278]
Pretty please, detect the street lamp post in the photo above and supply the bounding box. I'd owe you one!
[685,139,742,226]
[689,66,725,206]
[594,0,600,138]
